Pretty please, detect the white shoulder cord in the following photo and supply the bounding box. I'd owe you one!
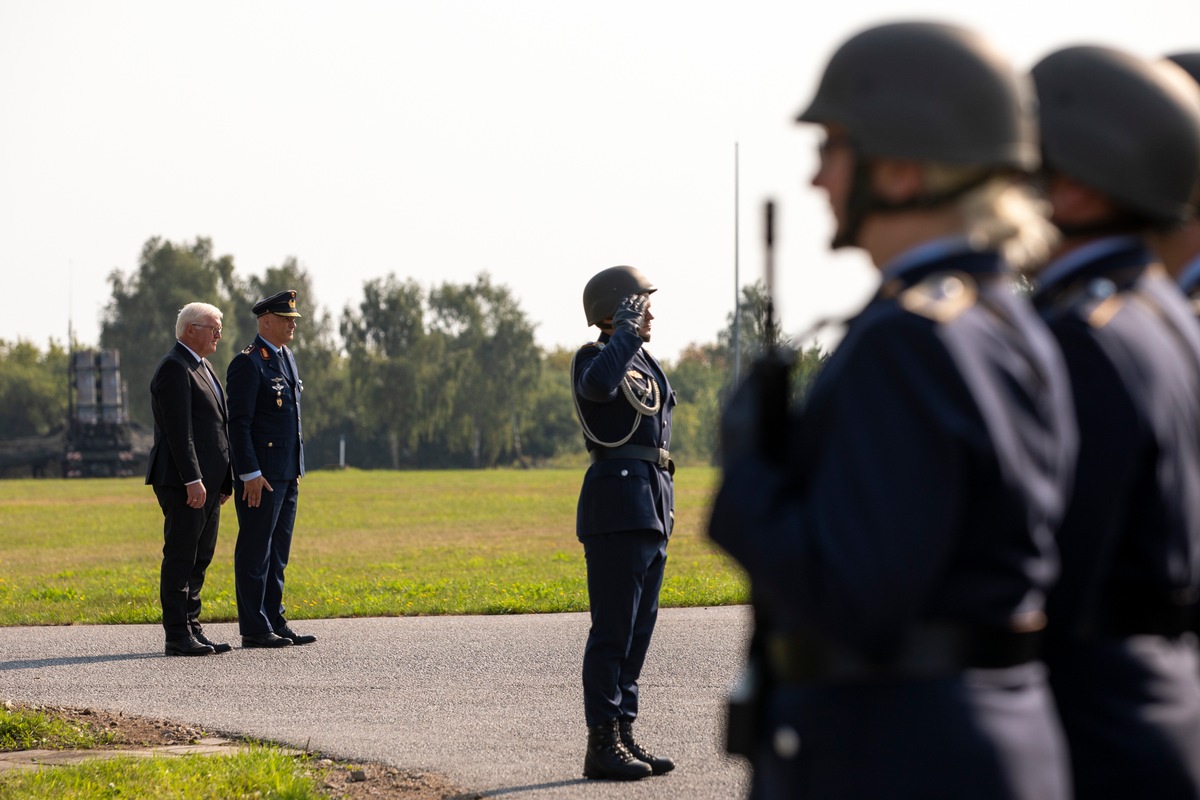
[570,342,662,448]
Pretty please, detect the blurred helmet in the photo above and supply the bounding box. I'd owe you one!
[796,21,1038,171]
[1033,46,1200,225]
[583,266,656,327]
[1167,52,1200,87]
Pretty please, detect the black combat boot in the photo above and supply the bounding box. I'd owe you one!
[583,719,653,780]
[618,717,675,775]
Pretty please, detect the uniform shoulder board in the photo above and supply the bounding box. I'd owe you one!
[578,341,605,351]
[898,271,977,324]
[241,344,255,355]
[1072,277,1122,329]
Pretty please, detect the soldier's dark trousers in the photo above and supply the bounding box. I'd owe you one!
[155,485,222,640]
[582,530,667,727]
[233,479,298,636]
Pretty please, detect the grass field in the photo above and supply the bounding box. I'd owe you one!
[0,466,746,626]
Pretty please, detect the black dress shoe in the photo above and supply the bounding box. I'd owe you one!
[190,625,232,654]
[241,632,294,648]
[276,625,317,645]
[165,636,216,657]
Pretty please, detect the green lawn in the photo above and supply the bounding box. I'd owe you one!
[0,466,746,626]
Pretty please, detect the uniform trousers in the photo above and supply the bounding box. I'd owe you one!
[1048,634,1200,800]
[582,529,667,727]
[233,478,298,636]
[154,485,222,641]
[750,663,1070,800]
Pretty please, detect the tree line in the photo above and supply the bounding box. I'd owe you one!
[0,237,826,472]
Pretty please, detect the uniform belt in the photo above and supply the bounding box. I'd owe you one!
[1096,588,1197,638]
[590,444,674,474]
[766,623,1041,684]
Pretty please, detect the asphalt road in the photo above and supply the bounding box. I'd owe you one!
[0,606,752,799]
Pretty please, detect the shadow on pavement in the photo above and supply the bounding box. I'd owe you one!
[0,652,159,672]
[480,777,593,796]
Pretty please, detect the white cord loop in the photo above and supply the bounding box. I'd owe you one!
[571,342,662,448]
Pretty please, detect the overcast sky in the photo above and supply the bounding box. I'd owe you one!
[2,1,1196,362]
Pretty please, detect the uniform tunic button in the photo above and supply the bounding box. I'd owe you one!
[773,725,801,759]
[620,469,629,477]
[267,442,274,448]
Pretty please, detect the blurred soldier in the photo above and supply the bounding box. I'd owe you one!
[708,22,1078,799]
[1153,52,1200,309]
[146,302,234,656]
[226,290,317,649]
[1029,46,1200,798]
[572,266,677,781]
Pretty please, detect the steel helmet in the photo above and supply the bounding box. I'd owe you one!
[1167,52,1200,86]
[1032,46,1200,225]
[583,266,656,327]
[796,21,1038,171]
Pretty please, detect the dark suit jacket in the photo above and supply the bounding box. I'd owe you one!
[145,341,233,495]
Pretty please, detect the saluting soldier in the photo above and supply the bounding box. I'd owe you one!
[226,289,317,650]
[1154,52,1200,313]
[708,22,1078,799]
[1029,46,1200,798]
[572,266,677,781]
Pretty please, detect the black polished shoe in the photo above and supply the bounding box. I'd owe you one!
[276,624,316,645]
[583,720,653,780]
[241,632,294,649]
[619,718,675,775]
[190,625,232,654]
[165,636,216,657]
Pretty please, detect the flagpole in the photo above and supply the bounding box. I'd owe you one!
[733,142,741,381]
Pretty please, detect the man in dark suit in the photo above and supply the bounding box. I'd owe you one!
[146,301,234,657]
[572,265,677,781]
[225,289,315,650]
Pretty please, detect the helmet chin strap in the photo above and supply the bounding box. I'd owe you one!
[1053,212,1156,239]
[833,152,999,249]
[832,156,876,249]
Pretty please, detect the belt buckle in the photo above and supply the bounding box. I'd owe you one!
[656,448,668,468]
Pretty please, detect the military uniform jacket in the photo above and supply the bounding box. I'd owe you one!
[573,327,677,539]
[1032,239,1200,637]
[1179,253,1200,319]
[226,335,305,481]
[710,248,1077,658]
[145,341,233,494]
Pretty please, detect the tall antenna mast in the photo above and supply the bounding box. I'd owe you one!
[733,142,741,380]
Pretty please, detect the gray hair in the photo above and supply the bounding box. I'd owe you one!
[175,302,223,339]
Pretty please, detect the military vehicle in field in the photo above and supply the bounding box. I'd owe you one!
[0,349,150,478]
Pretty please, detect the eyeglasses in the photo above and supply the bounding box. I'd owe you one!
[817,134,855,163]
[192,323,222,336]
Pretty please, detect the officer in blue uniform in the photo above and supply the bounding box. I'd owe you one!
[1155,53,1200,312]
[708,23,1078,799]
[226,289,317,649]
[1029,47,1200,799]
[572,265,677,781]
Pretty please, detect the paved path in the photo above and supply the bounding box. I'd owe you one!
[0,606,752,799]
